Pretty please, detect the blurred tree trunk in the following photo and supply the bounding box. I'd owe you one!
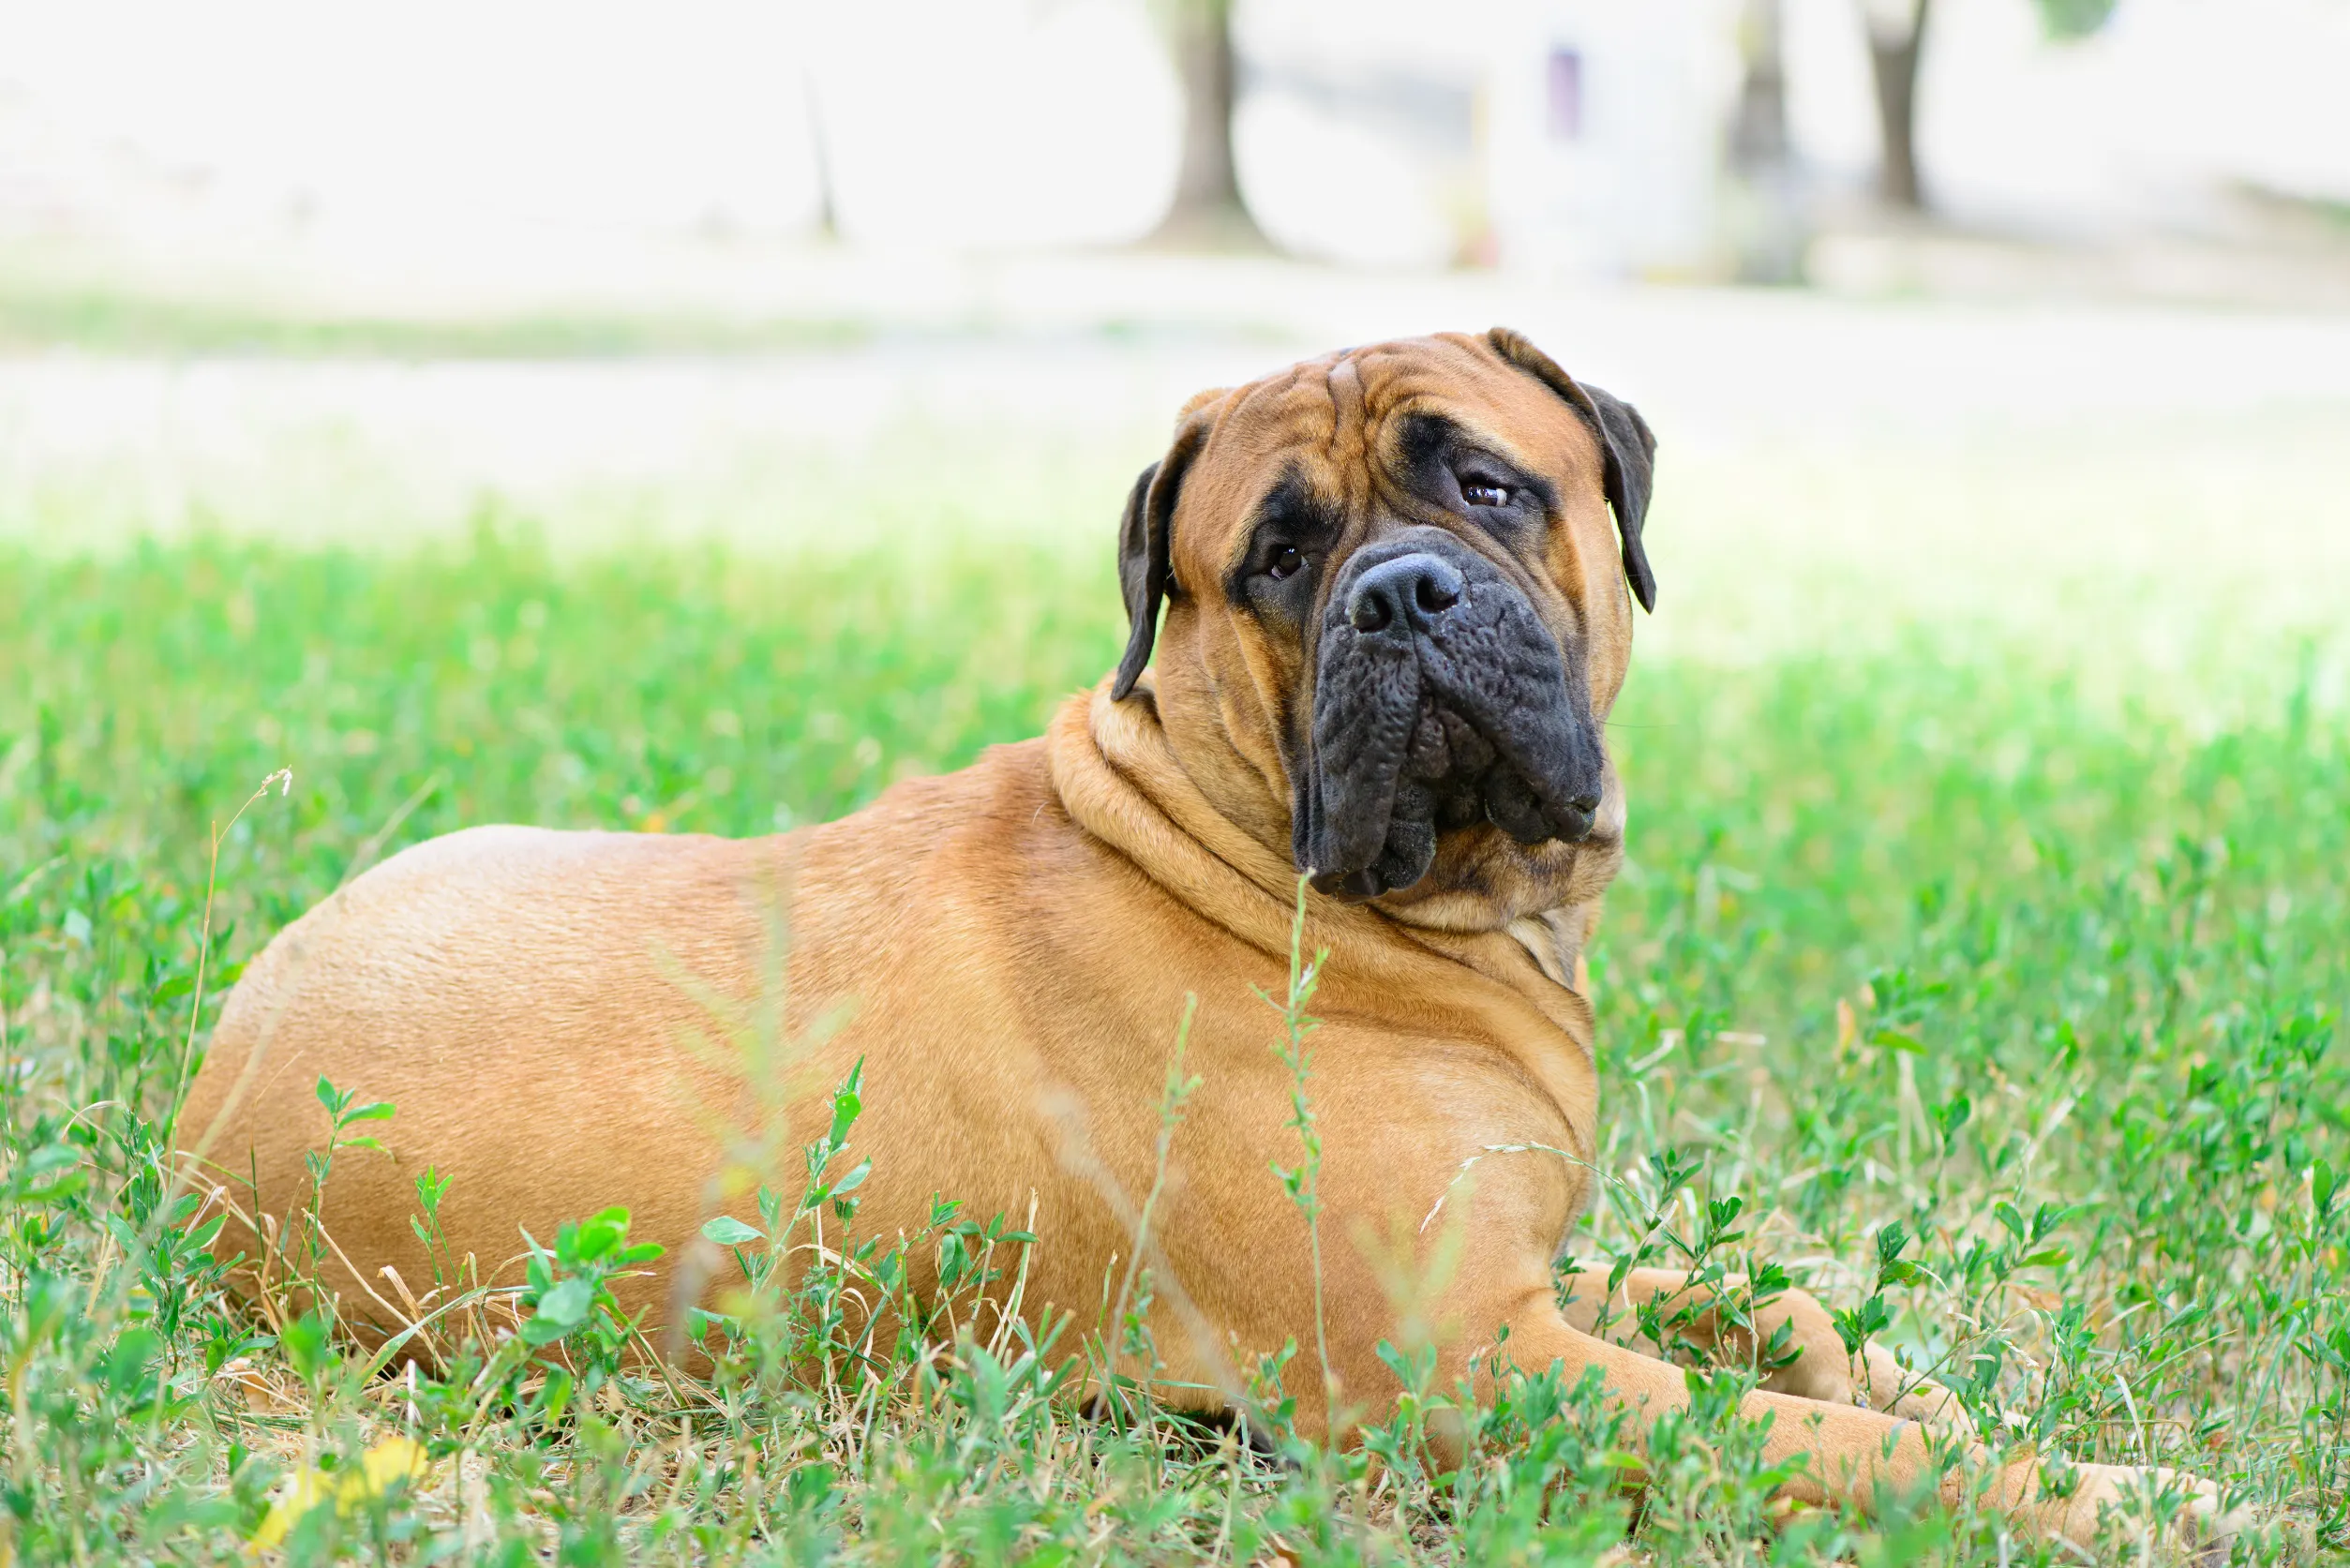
[1728,0,1805,280]
[803,66,838,240]
[1864,0,1932,211]
[1150,0,1267,249]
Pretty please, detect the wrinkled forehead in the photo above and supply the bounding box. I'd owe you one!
[1170,336,1603,569]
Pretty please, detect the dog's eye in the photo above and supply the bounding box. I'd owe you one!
[1266,544,1305,581]
[1462,480,1510,508]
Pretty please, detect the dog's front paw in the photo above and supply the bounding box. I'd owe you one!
[2017,1459,2249,1560]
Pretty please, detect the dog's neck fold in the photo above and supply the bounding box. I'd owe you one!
[1050,678,1602,1070]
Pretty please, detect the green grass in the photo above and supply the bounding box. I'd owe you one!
[0,282,875,359]
[2,527,2344,1563]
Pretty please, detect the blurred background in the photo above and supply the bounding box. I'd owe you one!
[2,0,2345,702]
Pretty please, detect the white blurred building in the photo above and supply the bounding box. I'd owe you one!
[1474,0,1734,276]
[1235,0,1731,275]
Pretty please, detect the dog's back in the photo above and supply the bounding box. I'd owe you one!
[173,732,1231,1350]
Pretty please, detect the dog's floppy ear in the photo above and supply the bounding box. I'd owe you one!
[1485,326,1658,613]
[1113,406,1215,700]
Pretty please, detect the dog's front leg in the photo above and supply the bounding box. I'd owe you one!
[1439,1285,2241,1549]
[1459,1287,1954,1513]
[1557,1265,1972,1435]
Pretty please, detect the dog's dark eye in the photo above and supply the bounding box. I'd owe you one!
[1266,545,1305,580]
[1462,480,1510,508]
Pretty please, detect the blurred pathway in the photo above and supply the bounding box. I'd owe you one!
[1,263,2343,711]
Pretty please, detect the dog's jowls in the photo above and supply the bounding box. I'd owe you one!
[1298,526,1609,901]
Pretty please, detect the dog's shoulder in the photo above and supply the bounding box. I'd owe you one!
[793,736,1093,903]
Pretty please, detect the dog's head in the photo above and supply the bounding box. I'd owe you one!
[1112,329,1656,931]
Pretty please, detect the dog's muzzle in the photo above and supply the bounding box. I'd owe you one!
[1293,530,1605,900]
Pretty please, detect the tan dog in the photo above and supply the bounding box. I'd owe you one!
[181,330,2233,1546]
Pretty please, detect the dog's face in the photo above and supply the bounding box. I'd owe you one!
[1113,329,1657,931]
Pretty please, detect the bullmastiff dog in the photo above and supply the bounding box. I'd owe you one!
[181,329,2235,1547]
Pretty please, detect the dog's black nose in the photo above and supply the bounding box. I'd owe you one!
[1557,792,1603,841]
[1347,553,1465,635]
